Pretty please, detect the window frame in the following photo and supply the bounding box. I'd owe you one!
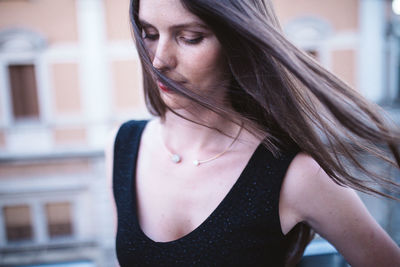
[1,57,46,127]
[283,16,332,71]
[0,29,51,129]
[7,63,41,123]
[3,204,34,243]
[45,201,74,240]
[0,197,79,247]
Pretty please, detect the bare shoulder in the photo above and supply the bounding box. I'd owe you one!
[279,152,326,233]
[282,152,334,198]
[104,119,155,181]
[284,152,322,186]
[279,153,400,266]
[280,152,358,228]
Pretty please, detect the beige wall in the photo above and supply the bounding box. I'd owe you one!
[273,0,359,31]
[0,0,78,43]
[103,0,360,40]
[0,159,90,178]
[111,60,144,111]
[53,127,87,145]
[271,0,359,90]
[105,0,131,41]
[332,49,357,88]
[52,63,82,115]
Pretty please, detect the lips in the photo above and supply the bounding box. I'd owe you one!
[157,81,172,93]
[157,80,186,93]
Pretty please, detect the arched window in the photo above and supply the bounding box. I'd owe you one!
[0,29,47,125]
[284,17,332,66]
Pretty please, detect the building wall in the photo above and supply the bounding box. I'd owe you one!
[0,0,78,43]
[104,0,131,41]
[0,0,119,265]
[273,0,359,90]
[0,0,146,155]
[103,0,146,118]
[52,63,83,115]
[0,155,116,267]
[274,0,359,31]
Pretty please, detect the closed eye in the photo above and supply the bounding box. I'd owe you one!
[142,32,159,41]
[181,36,204,45]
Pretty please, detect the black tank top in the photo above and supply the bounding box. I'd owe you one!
[113,120,298,267]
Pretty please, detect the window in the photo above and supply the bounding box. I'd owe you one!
[8,64,40,121]
[284,17,331,68]
[45,202,73,238]
[3,205,33,242]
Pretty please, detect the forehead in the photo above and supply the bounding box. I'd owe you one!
[138,0,202,26]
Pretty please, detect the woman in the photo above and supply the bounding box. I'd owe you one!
[107,0,400,266]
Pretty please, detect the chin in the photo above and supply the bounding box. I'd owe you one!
[161,92,191,111]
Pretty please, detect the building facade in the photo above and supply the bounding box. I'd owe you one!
[0,0,399,266]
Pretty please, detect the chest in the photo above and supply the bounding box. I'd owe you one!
[114,121,293,266]
[134,145,254,242]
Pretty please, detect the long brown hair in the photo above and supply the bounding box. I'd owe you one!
[129,0,400,265]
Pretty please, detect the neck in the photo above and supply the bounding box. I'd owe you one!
[159,108,242,155]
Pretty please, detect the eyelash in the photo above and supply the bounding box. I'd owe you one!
[180,36,203,45]
[142,32,204,45]
[142,33,158,41]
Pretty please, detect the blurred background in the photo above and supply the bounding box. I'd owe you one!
[0,0,399,266]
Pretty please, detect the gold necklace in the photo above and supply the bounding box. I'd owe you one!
[162,125,243,166]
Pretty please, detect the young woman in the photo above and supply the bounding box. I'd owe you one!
[106,0,400,266]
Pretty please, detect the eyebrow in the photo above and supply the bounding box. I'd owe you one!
[139,19,209,31]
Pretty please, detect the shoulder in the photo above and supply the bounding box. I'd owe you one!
[279,152,353,233]
[114,119,149,144]
[279,153,400,266]
[104,119,150,185]
[279,153,320,233]
[280,152,326,203]
[285,152,322,181]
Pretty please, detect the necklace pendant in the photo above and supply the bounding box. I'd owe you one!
[171,154,181,163]
[193,160,200,166]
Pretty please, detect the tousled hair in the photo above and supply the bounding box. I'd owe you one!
[129,0,400,265]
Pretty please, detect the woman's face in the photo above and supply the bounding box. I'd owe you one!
[138,0,229,110]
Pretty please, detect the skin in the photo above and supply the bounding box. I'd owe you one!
[280,154,400,266]
[106,0,400,265]
[139,0,229,110]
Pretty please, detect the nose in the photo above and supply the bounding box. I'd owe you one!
[152,38,177,72]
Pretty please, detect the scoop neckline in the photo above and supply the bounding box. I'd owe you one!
[130,120,264,246]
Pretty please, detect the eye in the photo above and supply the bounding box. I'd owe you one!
[180,36,204,45]
[142,31,159,41]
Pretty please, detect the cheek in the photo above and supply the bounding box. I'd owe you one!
[144,42,156,61]
[183,46,226,87]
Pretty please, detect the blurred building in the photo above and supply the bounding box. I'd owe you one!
[275,0,400,106]
[0,0,399,266]
[0,1,145,266]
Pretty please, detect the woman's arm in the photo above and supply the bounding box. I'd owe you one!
[279,153,400,267]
